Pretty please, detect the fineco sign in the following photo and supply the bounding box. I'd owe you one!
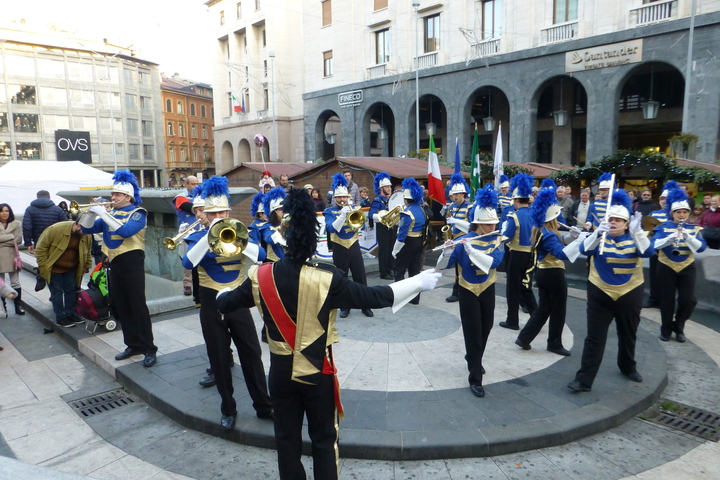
[565,39,643,73]
[55,130,92,164]
[338,90,363,107]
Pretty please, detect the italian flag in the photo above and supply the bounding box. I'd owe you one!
[232,93,242,113]
[427,135,446,205]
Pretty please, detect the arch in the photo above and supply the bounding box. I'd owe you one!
[462,85,511,165]
[238,138,251,164]
[190,103,196,116]
[201,105,206,118]
[166,99,172,112]
[363,102,395,157]
[407,94,447,157]
[220,140,234,173]
[315,109,341,161]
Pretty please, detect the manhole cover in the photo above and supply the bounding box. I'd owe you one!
[68,389,135,418]
[641,399,720,442]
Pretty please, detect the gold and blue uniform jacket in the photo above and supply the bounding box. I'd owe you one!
[324,204,361,249]
[448,200,470,238]
[502,206,533,252]
[535,228,570,269]
[653,222,707,272]
[587,199,608,227]
[259,222,285,261]
[446,232,504,296]
[397,203,425,242]
[81,205,146,261]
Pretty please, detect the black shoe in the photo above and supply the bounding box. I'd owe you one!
[199,373,216,388]
[115,348,143,361]
[339,309,350,318]
[445,295,459,303]
[515,338,531,350]
[499,321,519,331]
[567,380,591,392]
[547,346,571,356]
[623,371,642,383]
[409,298,420,305]
[659,335,670,342]
[521,306,530,314]
[362,309,374,317]
[257,410,274,421]
[481,366,485,375]
[220,414,236,430]
[14,304,25,315]
[34,277,46,292]
[143,353,157,368]
[57,318,76,328]
[643,301,658,309]
[675,333,686,343]
[470,385,485,397]
[380,274,394,280]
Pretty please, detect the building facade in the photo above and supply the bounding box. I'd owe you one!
[209,0,720,170]
[161,73,216,186]
[0,28,166,186]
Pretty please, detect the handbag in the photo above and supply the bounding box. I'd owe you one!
[702,225,720,240]
[13,240,23,271]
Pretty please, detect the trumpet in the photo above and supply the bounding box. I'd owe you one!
[431,230,500,251]
[69,200,114,215]
[164,219,202,250]
[672,219,686,256]
[338,201,367,231]
[208,218,249,256]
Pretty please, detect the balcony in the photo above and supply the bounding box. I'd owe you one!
[366,63,388,80]
[473,38,500,57]
[415,51,438,69]
[630,0,677,26]
[541,21,578,44]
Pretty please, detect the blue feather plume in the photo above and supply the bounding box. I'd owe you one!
[251,192,265,216]
[662,180,679,194]
[510,173,534,198]
[373,172,391,195]
[499,174,509,184]
[450,173,468,192]
[540,178,556,189]
[665,185,689,215]
[610,189,633,212]
[112,169,141,205]
[532,188,558,227]
[598,172,613,182]
[331,173,348,192]
[402,178,423,203]
[262,187,286,214]
[474,184,498,210]
[201,176,229,199]
[190,183,204,198]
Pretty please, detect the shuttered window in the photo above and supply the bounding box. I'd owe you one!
[322,0,332,27]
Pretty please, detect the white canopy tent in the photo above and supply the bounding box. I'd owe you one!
[0,160,113,215]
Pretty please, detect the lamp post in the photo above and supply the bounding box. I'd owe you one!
[269,50,278,162]
[413,1,421,152]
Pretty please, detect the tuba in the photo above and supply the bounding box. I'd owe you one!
[208,218,249,256]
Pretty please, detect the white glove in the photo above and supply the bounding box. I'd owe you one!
[654,231,678,250]
[629,212,642,233]
[332,212,347,232]
[372,213,381,223]
[216,287,231,300]
[680,228,689,240]
[446,217,458,225]
[584,221,592,231]
[270,230,287,247]
[439,206,447,217]
[596,221,610,234]
[178,222,190,232]
[463,241,474,256]
[568,226,582,241]
[392,240,403,258]
[418,268,442,291]
[388,269,442,312]
[88,205,106,217]
[341,206,353,215]
[686,233,702,253]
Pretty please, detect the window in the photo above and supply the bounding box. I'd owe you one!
[15,142,42,160]
[142,120,153,136]
[143,144,153,160]
[5,56,35,77]
[237,2,242,18]
[13,114,39,133]
[181,148,187,161]
[482,0,502,39]
[167,122,174,136]
[140,96,151,113]
[37,58,65,79]
[262,29,266,47]
[263,85,269,109]
[138,71,150,85]
[70,89,95,107]
[179,123,185,137]
[323,50,333,77]
[126,118,138,134]
[374,0,388,11]
[177,101,184,114]
[375,29,390,64]
[166,99,172,112]
[201,105,206,118]
[125,93,137,110]
[554,0,578,23]
[202,126,208,139]
[123,68,135,84]
[322,0,332,27]
[220,10,225,25]
[129,143,140,160]
[9,85,36,105]
[255,0,260,10]
[424,14,440,53]
[192,124,197,138]
[190,103,196,116]
[193,148,200,162]
[40,87,68,107]
[170,147,176,162]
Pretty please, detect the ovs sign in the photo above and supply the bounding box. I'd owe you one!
[55,130,92,164]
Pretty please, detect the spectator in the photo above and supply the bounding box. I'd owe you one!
[564,185,575,201]
[688,204,704,224]
[626,189,639,210]
[259,170,275,189]
[58,201,72,220]
[311,188,325,212]
[35,220,92,328]
[699,195,720,249]
[0,203,24,317]
[635,189,659,217]
[22,190,67,254]
[303,184,314,195]
[568,189,592,228]
[343,170,361,206]
[358,187,371,207]
[279,175,290,191]
[556,186,573,223]
[702,193,712,209]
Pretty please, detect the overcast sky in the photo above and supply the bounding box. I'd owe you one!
[4,0,215,84]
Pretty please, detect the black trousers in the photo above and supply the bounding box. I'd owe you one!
[108,250,156,354]
[376,224,396,277]
[647,255,659,305]
[657,262,697,337]
[517,268,567,349]
[459,285,494,386]
[332,241,367,286]
[199,286,272,417]
[505,250,537,327]
[575,283,643,387]
[394,237,424,303]
[269,355,338,480]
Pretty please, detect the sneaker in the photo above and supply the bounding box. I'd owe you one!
[57,318,76,328]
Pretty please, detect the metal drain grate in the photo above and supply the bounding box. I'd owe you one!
[641,399,720,442]
[68,389,135,418]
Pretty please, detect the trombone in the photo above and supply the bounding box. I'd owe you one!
[164,219,202,250]
[69,200,114,215]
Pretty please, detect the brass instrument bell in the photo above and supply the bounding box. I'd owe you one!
[208,218,249,256]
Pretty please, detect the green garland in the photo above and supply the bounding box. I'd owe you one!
[549,150,720,187]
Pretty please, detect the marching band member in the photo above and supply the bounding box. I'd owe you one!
[568,189,655,393]
[437,184,504,397]
[216,188,441,480]
[369,172,396,280]
[80,170,158,367]
[260,188,287,262]
[652,185,706,342]
[515,188,586,356]
[497,174,512,211]
[500,173,537,330]
[392,178,428,305]
[324,174,372,318]
[182,176,273,430]
[644,183,672,309]
[586,172,613,229]
[248,192,267,246]
[444,173,471,303]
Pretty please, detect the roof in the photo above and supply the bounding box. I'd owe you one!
[675,158,720,175]
[227,162,316,177]
[505,162,576,179]
[335,157,468,179]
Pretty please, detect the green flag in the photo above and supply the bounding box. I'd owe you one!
[469,124,481,201]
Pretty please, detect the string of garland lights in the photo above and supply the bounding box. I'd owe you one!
[549,150,720,188]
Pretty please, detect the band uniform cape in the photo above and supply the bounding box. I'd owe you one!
[217,259,394,416]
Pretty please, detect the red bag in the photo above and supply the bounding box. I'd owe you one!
[13,240,23,271]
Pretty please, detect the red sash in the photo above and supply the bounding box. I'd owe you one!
[257,263,344,417]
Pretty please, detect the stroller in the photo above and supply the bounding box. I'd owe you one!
[76,262,116,332]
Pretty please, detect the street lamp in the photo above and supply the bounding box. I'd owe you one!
[483,88,496,132]
[325,132,337,144]
[413,0,421,152]
[553,78,568,127]
[642,65,659,120]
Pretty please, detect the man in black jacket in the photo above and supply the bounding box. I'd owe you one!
[635,189,659,217]
[23,190,67,254]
